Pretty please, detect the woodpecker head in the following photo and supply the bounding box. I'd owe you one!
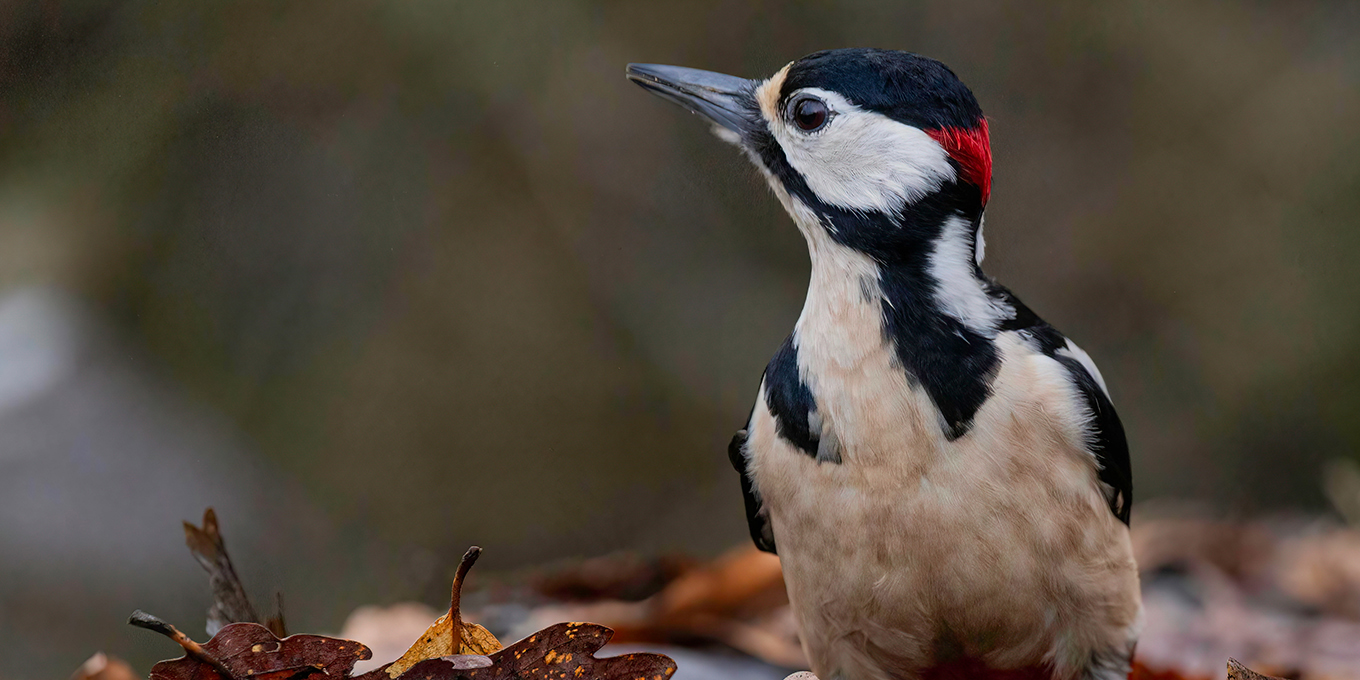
[628,49,991,263]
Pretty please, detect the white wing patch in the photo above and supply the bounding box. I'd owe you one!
[1056,337,1111,400]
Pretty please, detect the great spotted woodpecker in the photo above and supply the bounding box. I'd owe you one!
[628,49,1140,680]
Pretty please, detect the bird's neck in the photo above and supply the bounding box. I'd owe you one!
[795,204,1005,341]
[775,174,998,329]
[791,202,1011,439]
[794,230,894,365]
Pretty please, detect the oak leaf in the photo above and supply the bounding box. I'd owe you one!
[362,622,675,680]
[132,611,370,680]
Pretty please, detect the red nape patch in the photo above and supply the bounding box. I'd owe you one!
[926,119,992,205]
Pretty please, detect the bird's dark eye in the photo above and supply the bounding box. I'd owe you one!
[790,96,829,132]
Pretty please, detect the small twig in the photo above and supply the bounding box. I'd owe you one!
[450,546,481,653]
[128,610,238,680]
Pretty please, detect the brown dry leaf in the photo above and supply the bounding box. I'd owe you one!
[183,508,274,636]
[1276,526,1360,619]
[131,611,370,680]
[597,545,803,667]
[70,653,138,680]
[1131,513,1360,677]
[651,544,786,620]
[357,622,674,680]
[1226,659,1288,680]
[507,545,802,668]
[530,553,695,603]
[384,547,502,678]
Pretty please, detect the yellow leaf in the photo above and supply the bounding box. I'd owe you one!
[386,547,502,678]
[459,620,502,654]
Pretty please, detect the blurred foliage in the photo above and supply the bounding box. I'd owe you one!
[1,1,1358,678]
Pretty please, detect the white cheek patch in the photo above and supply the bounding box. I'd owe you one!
[928,215,1013,336]
[771,89,956,214]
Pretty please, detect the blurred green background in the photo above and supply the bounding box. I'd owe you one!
[1,1,1358,678]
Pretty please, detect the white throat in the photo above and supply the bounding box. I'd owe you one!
[752,182,889,378]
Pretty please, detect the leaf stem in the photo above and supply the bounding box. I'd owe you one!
[450,546,481,653]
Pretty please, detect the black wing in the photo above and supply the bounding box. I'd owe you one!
[728,429,776,553]
[1049,349,1132,523]
[998,290,1132,524]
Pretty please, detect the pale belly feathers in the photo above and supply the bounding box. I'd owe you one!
[744,327,1142,680]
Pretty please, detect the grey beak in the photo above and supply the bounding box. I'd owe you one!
[626,63,758,136]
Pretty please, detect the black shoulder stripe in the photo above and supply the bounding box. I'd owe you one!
[881,264,1000,440]
[763,335,821,457]
[728,429,776,553]
[997,286,1132,524]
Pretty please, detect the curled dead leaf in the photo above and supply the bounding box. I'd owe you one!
[183,508,287,637]
[384,547,502,678]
